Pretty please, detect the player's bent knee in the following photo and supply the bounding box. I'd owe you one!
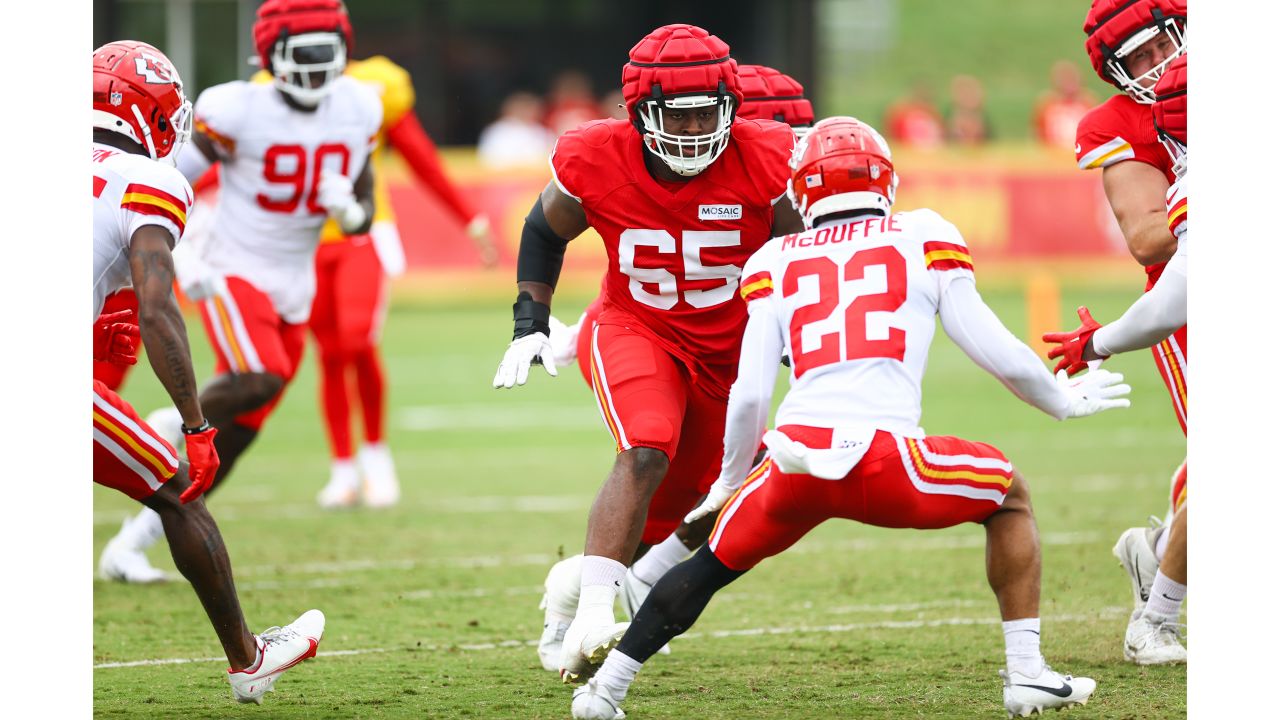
[618,446,670,486]
[234,372,286,408]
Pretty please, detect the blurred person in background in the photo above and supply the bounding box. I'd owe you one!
[946,74,993,146]
[1076,0,1187,666]
[599,89,628,121]
[308,54,497,509]
[883,79,945,150]
[545,69,601,137]
[1032,60,1098,150]
[100,0,383,581]
[478,91,556,168]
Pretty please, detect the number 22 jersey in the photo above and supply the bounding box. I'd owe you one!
[190,77,381,322]
[550,118,794,393]
[739,209,977,437]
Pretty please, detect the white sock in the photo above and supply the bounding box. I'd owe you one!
[328,459,360,491]
[1143,570,1185,622]
[1002,618,1043,677]
[1154,527,1169,562]
[121,507,165,551]
[579,556,626,623]
[630,534,692,586]
[594,648,642,702]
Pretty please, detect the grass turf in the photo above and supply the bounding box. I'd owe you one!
[93,277,1186,719]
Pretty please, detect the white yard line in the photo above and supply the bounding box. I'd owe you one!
[95,606,1132,670]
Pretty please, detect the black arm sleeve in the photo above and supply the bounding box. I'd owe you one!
[516,198,570,288]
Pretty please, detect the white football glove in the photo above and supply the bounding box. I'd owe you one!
[492,332,558,388]
[1058,368,1132,418]
[547,314,582,368]
[317,170,368,233]
[684,475,740,525]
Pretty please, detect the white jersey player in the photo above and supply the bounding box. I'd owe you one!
[92,39,326,703]
[99,0,382,583]
[1045,53,1189,668]
[572,117,1131,720]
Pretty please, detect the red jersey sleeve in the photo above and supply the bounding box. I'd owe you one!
[1075,95,1171,177]
[549,119,628,203]
[729,119,796,207]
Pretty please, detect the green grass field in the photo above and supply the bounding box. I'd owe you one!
[93,276,1186,719]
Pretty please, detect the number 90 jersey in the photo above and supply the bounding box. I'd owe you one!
[551,118,794,391]
[191,77,381,323]
[740,209,975,437]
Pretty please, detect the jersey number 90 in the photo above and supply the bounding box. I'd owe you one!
[257,144,351,214]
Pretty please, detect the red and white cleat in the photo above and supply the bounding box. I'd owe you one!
[228,609,325,704]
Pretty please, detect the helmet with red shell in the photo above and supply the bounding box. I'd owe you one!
[737,64,815,138]
[621,24,743,177]
[1152,53,1187,177]
[1083,0,1186,104]
[93,40,192,164]
[788,116,898,228]
[254,0,354,107]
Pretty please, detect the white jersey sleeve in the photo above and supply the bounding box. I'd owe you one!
[1092,240,1187,356]
[939,278,1071,420]
[718,241,786,487]
[192,81,250,160]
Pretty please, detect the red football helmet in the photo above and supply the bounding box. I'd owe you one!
[93,41,192,163]
[1152,53,1187,177]
[788,116,898,227]
[1083,0,1186,104]
[621,24,743,176]
[254,0,354,107]
[736,64,815,138]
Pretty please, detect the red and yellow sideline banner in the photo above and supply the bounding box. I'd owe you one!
[375,143,1133,272]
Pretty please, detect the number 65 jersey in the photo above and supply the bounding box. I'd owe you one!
[741,209,976,437]
[190,77,381,323]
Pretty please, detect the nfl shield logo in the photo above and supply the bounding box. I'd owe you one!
[870,164,881,180]
[110,91,123,106]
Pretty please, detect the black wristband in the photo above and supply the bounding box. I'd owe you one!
[512,291,551,340]
[181,420,212,435]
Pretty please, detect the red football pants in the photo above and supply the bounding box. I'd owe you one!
[309,238,389,459]
[588,321,728,544]
[197,276,307,431]
[93,379,179,500]
[708,426,1013,571]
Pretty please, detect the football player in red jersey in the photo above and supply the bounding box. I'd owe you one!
[1047,55,1188,666]
[534,62,814,674]
[93,40,324,703]
[571,116,1128,720]
[1075,0,1188,657]
[493,25,804,682]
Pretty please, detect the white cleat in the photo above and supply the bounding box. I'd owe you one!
[98,519,167,584]
[1112,522,1161,609]
[228,609,325,704]
[317,459,360,509]
[359,442,400,508]
[144,406,185,455]
[1001,663,1096,718]
[572,677,626,719]
[538,618,570,672]
[559,620,630,685]
[1123,610,1187,665]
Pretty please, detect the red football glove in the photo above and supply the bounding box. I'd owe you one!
[180,426,220,504]
[93,309,141,365]
[1043,306,1107,376]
